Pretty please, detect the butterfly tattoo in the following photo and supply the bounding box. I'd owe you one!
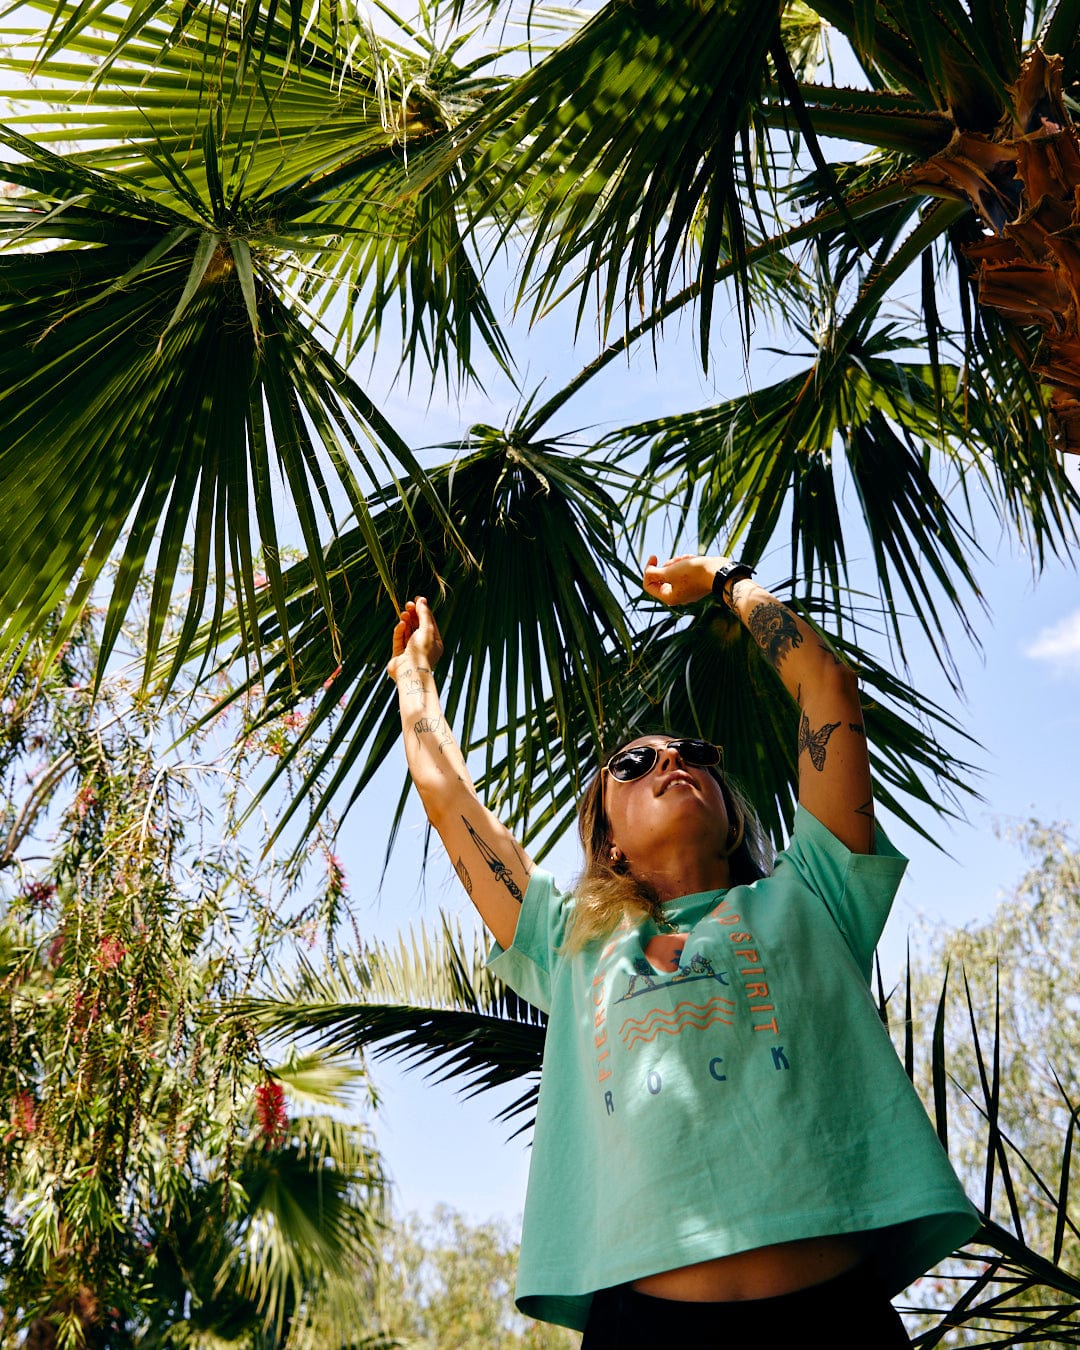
[798,713,840,771]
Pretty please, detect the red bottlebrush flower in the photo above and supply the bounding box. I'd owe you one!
[280,710,306,730]
[96,935,126,970]
[17,1091,36,1135]
[75,782,98,819]
[326,853,347,899]
[9,1090,37,1139]
[254,1079,288,1146]
[23,880,56,911]
[47,931,67,966]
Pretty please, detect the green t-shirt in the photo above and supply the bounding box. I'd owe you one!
[489,806,979,1332]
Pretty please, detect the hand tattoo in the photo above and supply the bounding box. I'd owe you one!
[798,713,840,771]
[461,816,523,902]
[747,603,803,666]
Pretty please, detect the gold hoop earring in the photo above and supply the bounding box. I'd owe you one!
[718,809,745,859]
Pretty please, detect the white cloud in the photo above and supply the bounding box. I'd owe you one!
[1024,610,1080,671]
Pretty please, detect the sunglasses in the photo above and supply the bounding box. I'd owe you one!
[603,738,723,783]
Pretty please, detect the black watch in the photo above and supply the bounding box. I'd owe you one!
[711,561,755,604]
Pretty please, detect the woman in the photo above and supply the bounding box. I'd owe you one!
[388,554,978,1347]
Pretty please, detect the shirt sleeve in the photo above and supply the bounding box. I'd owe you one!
[485,868,569,1014]
[777,805,908,978]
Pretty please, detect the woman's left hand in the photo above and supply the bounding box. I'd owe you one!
[643,554,724,606]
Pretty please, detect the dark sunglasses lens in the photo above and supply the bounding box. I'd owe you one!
[607,747,657,781]
[673,739,720,767]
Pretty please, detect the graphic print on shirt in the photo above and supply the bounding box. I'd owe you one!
[619,994,737,1049]
[614,931,736,1048]
[592,893,787,1109]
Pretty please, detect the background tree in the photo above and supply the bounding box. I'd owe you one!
[0,606,388,1348]
[377,1206,578,1348]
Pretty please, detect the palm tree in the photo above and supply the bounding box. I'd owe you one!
[4,3,1080,1342]
[0,0,1075,860]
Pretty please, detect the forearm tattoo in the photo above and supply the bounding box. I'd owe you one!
[747,602,803,666]
[798,713,840,771]
[400,665,432,702]
[455,857,473,895]
[413,714,453,753]
[725,576,754,612]
[848,722,866,737]
[461,815,523,902]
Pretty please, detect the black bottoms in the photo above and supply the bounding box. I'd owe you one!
[580,1264,912,1349]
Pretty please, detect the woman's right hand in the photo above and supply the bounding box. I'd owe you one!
[387,596,444,682]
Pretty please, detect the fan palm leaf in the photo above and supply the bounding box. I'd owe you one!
[0,125,466,682]
[243,918,547,1132]
[408,0,808,348]
[613,324,1080,674]
[174,426,635,853]
[2,0,517,378]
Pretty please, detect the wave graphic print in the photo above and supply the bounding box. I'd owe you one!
[619,995,736,1049]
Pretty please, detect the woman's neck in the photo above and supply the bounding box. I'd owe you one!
[639,854,732,903]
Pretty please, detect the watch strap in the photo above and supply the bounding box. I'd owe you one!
[711,561,755,603]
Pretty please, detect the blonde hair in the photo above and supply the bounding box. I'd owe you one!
[564,743,772,953]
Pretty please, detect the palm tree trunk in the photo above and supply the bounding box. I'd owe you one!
[908,48,1080,452]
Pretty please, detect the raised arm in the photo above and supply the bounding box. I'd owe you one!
[388,597,534,948]
[643,555,874,853]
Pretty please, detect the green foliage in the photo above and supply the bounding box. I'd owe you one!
[861,820,1080,1345]
[2,0,1080,863]
[378,1206,578,1348]
[0,606,386,1347]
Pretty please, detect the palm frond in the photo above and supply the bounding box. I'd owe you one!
[241,918,546,1132]
[179,429,635,855]
[0,127,456,682]
[410,0,788,350]
[1,0,518,380]
[613,324,994,677]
